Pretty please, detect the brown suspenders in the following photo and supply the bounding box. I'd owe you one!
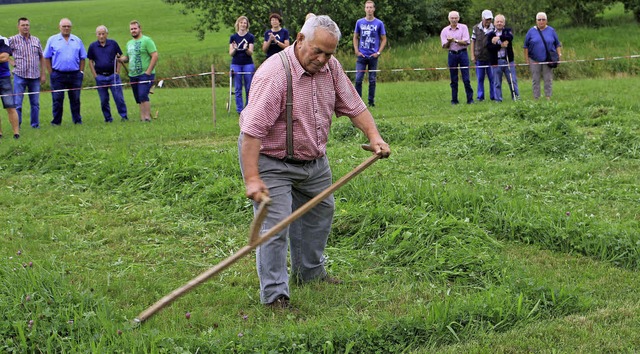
[278,51,294,160]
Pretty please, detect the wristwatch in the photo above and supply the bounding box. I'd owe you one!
[376,52,380,55]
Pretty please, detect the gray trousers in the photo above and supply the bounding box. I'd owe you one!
[238,137,334,303]
[529,62,554,99]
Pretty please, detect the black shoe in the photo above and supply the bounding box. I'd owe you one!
[14,134,20,139]
[368,102,375,107]
[266,295,290,309]
[121,117,128,121]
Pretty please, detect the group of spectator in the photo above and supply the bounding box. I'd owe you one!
[0,17,158,140]
[441,10,562,105]
[229,1,386,114]
[228,12,293,114]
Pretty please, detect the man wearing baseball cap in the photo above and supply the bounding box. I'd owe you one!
[471,9,496,102]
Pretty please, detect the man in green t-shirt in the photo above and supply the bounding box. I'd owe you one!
[118,20,158,122]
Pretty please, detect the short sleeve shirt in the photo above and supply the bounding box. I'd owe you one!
[0,36,12,78]
[230,32,255,65]
[126,35,157,77]
[263,28,289,58]
[43,33,87,71]
[239,46,367,160]
[9,33,44,79]
[87,39,123,74]
[354,18,386,56]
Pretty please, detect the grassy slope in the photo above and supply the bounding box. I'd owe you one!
[1,0,228,57]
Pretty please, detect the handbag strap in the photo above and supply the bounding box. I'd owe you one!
[536,27,551,59]
[278,51,294,159]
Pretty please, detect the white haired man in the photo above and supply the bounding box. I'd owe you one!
[238,15,390,309]
[87,25,128,122]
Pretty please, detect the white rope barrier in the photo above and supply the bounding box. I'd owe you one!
[1,54,638,98]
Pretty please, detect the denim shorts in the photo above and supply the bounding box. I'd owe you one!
[0,77,16,109]
[129,73,154,103]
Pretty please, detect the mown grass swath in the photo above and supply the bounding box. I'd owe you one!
[1,0,640,352]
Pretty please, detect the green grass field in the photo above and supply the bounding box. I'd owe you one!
[2,76,639,351]
[2,0,640,352]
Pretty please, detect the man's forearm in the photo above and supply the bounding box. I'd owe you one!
[241,134,262,183]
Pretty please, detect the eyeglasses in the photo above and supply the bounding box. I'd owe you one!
[536,19,546,21]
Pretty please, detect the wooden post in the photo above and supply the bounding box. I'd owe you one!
[212,64,217,129]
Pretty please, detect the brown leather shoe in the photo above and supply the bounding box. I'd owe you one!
[266,295,290,309]
[321,275,343,284]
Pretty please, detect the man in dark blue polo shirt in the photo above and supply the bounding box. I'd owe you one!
[87,25,128,122]
[43,18,87,125]
[0,35,21,138]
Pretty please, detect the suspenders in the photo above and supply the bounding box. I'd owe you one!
[278,51,294,160]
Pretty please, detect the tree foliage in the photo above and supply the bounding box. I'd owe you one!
[467,0,634,34]
[163,0,469,47]
[620,0,640,21]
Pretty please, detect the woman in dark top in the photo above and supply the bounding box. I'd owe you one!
[261,13,290,58]
[229,15,255,113]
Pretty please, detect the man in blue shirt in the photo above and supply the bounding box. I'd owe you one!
[353,0,387,107]
[44,18,87,125]
[87,25,128,123]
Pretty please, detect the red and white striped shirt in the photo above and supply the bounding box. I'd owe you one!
[9,34,44,79]
[240,45,366,161]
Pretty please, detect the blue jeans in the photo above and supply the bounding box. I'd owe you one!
[448,51,474,104]
[50,70,83,125]
[493,59,519,101]
[231,64,255,113]
[475,60,495,101]
[0,77,15,109]
[355,55,378,105]
[13,75,41,127]
[95,74,128,122]
[238,136,334,304]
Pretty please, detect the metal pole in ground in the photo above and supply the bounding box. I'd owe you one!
[212,64,217,128]
[226,69,233,114]
[506,56,516,101]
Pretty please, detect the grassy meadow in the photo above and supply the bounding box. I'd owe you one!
[2,0,640,352]
[2,0,639,86]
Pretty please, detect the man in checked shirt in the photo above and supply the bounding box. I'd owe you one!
[239,15,390,309]
[9,18,46,128]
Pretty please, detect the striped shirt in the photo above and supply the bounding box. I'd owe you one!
[240,46,366,160]
[9,34,44,79]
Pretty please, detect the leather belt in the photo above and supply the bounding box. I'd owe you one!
[449,49,466,54]
[281,157,312,165]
